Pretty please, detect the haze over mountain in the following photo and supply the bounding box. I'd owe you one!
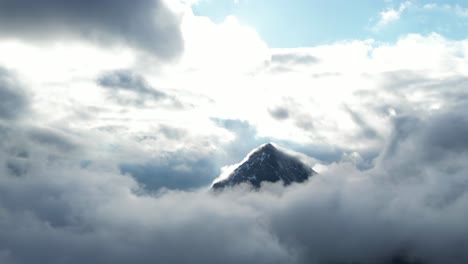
[212,143,316,189]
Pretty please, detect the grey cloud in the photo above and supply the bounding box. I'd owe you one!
[271,53,320,65]
[120,156,217,191]
[378,70,468,101]
[0,123,82,179]
[0,0,183,60]
[268,106,290,120]
[268,65,297,74]
[267,99,317,132]
[380,107,468,173]
[380,71,468,110]
[0,67,29,121]
[1,97,468,263]
[380,70,430,90]
[0,139,293,263]
[158,124,188,140]
[345,105,381,140]
[422,110,468,155]
[270,108,468,263]
[259,52,320,74]
[294,116,315,130]
[97,69,183,108]
[311,72,342,78]
[28,127,78,153]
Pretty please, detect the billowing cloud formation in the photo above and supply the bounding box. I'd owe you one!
[0,4,468,262]
[0,0,183,60]
[1,105,468,264]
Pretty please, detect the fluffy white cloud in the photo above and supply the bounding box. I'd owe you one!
[374,1,412,29]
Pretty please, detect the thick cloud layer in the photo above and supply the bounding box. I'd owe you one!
[0,68,28,121]
[0,12,467,263]
[1,105,468,264]
[0,0,183,60]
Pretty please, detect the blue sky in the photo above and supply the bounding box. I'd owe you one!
[193,0,468,47]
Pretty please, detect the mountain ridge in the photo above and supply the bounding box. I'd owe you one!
[212,143,317,189]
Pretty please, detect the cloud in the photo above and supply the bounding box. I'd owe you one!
[344,105,381,140]
[374,1,411,29]
[268,107,290,120]
[1,108,468,263]
[158,124,188,140]
[97,69,183,108]
[0,67,29,121]
[423,3,468,17]
[271,53,320,65]
[266,99,318,134]
[262,51,320,74]
[98,69,166,99]
[1,5,468,262]
[379,107,468,170]
[120,155,217,191]
[0,0,184,60]
[27,127,79,153]
[212,118,344,165]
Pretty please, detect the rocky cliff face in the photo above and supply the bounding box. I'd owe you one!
[212,143,316,189]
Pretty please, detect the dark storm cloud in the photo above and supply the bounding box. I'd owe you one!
[0,0,183,60]
[0,67,29,120]
[97,69,183,108]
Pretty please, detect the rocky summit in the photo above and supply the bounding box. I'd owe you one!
[212,143,317,189]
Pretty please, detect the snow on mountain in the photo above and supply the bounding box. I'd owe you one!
[212,143,317,189]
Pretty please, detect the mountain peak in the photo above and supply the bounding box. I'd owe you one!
[212,143,316,190]
[259,142,275,149]
[250,142,279,157]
